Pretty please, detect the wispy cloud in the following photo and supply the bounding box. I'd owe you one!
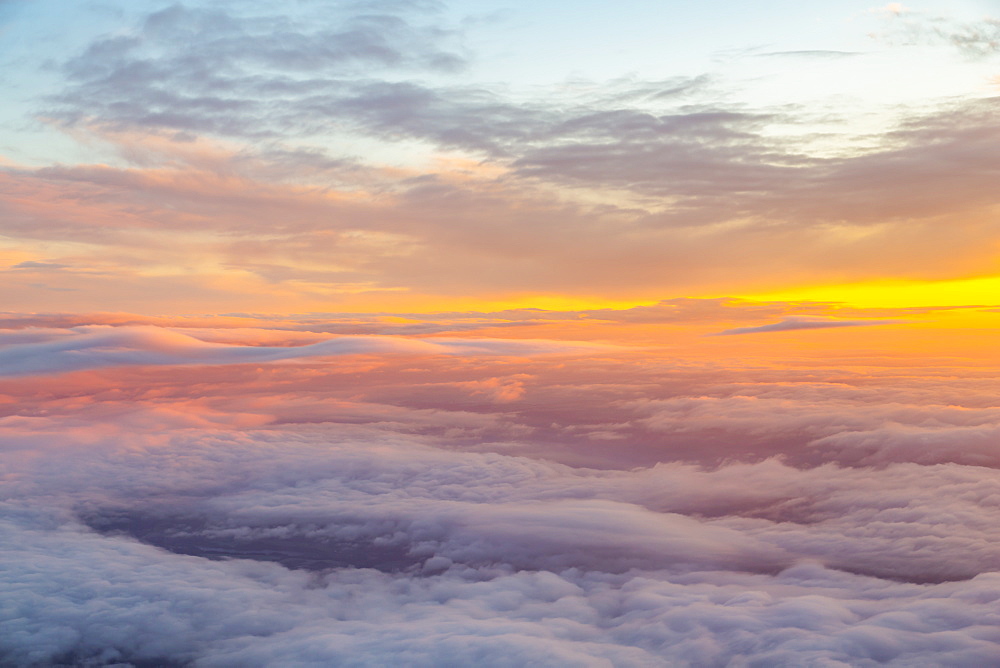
[871,7,1000,57]
[713,317,903,335]
[0,1,994,310]
[0,326,607,377]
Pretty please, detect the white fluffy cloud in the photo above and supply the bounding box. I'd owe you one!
[4,413,1000,666]
[4,319,1000,665]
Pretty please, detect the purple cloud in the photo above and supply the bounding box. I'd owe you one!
[713,317,902,335]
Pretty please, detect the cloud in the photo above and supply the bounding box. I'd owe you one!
[7,313,1000,475]
[10,260,69,270]
[713,317,901,335]
[3,1,1000,662]
[757,49,861,58]
[877,3,909,17]
[0,298,969,336]
[49,3,468,140]
[6,419,1000,665]
[871,8,1000,57]
[6,140,1000,312]
[0,326,603,377]
[2,315,1000,664]
[1,0,999,314]
[4,4,1000,310]
[946,18,1000,56]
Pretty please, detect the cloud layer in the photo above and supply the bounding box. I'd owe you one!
[3,317,1000,665]
[3,1,1000,310]
[4,1,1000,664]
[0,326,600,377]
[5,419,1000,666]
[713,317,902,335]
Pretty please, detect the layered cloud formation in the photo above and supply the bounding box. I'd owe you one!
[4,0,1000,665]
[0,326,601,377]
[4,315,1000,665]
[2,1,1000,311]
[8,427,1000,666]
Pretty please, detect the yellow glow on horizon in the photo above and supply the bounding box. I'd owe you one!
[743,276,1000,309]
[320,293,658,314]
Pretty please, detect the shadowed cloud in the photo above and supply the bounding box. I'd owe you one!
[3,313,1000,664]
[0,325,606,377]
[713,317,903,335]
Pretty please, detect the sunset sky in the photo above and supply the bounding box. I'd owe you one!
[3,0,1000,314]
[4,1,1000,666]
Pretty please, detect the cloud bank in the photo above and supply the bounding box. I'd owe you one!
[5,423,1000,666]
[3,0,1000,663]
[3,319,1000,665]
[0,326,600,377]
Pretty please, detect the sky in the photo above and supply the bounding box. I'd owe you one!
[4,1,1000,666]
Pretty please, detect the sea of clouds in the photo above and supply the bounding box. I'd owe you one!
[3,323,1000,666]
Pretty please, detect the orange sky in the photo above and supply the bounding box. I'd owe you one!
[2,1,1000,318]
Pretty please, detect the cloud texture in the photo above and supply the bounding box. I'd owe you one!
[3,1,1000,311]
[0,326,598,377]
[4,0,1000,664]
[3,317,1000,665]
[713,317,902,335]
